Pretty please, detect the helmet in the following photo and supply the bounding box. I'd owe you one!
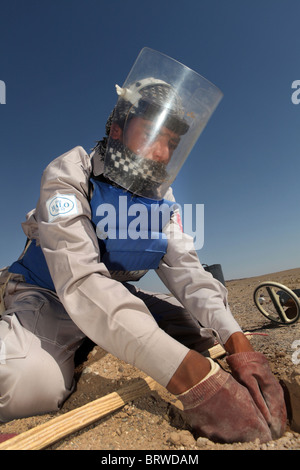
[103,48,223,200]
[113,78,189,135]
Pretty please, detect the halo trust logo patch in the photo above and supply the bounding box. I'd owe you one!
[46,194,78,222]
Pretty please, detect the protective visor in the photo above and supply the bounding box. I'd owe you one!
[104,47,223,200]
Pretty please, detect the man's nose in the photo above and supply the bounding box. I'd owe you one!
[151,140,171,163]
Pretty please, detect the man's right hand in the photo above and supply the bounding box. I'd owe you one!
[177,363,272,444]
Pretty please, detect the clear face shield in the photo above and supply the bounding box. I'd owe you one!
[103,47,223,200]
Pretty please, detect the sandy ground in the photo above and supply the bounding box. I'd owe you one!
[1,267,300,451]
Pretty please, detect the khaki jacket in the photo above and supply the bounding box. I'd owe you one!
[19,146,242,385]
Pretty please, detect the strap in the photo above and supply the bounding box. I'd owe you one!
[0,239,32,316]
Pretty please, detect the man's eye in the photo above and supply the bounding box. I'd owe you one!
[169,141,178,151]
[142,128,154,139]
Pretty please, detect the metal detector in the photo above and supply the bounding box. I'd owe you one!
[253,282,300,325]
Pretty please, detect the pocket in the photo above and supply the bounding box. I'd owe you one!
[0,313,36,362]
[0,289,46,362]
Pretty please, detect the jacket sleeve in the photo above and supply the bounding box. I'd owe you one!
[157,197,242,346]
[35,147,189,386]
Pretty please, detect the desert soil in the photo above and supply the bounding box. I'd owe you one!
[1,268,300,451]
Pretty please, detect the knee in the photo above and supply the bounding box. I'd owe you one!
[0,352,73,422]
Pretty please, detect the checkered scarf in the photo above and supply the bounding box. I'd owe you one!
[104,139,168,199]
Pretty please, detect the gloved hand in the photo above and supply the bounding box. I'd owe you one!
[177,360,272,443]
[226,351,287,439]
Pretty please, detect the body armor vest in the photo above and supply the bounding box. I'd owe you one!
[9,179,174,290]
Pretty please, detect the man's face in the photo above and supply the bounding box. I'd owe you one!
[123,116,180,164]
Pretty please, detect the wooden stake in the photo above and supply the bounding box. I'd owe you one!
[0,376,157,450]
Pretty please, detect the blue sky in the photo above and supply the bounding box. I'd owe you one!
[0,0,299,292]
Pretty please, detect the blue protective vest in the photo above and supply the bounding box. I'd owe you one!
[90,179,174,272]
[9,239,56,291]
[9,179,174,290]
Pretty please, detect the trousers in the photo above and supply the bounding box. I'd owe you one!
[0,279,214,422]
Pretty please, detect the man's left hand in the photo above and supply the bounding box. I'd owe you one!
[226,350,287,439]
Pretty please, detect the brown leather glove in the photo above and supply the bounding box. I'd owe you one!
[226,351,287,439]
[177,363,272,443]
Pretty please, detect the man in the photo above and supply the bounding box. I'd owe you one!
[0,48,286,443]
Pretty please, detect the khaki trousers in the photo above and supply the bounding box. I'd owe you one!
[0,280,214,422]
